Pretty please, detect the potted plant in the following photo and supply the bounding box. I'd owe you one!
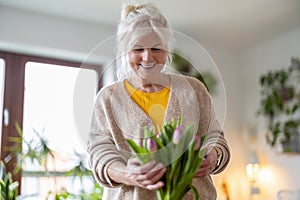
[172,51,218,94]
[0,161,19,200]
[5,123,103,199]
[257,57,300,153]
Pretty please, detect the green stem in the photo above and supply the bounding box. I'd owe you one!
[183,141,195,174]
[156,189,163,200]
[190,184,200,200]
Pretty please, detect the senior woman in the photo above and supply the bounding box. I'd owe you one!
[88,3,230,200]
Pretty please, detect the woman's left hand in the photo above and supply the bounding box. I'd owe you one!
[194,148,218,178]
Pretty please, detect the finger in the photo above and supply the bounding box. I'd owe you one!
[146,181,165,191]
[201,152,217,167]
[143,165,166,184]
[128,160,156,174]
[136,163,165,181]
[199,158,210,167]
[128,157,142,166]
[138,160,157,173]
[195,168,208,177]
[196,163,212,174]
[195,162,216,177]
[194,170,208,177]
[151,162,165,173]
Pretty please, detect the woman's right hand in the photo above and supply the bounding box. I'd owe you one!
[108,158,166,191]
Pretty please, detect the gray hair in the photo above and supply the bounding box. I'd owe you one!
[115,3,175,80]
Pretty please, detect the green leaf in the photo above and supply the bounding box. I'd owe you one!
[183,141,196,174]
[152,135,164,149]
[170,173,193,199]
[9,182,19,192]
[126,139,152,164]
[160,125,170,145]
[14,122,23,137]
[165,124,175,139]
[170,156,182,188]
[156,189,163,200]
[127,139,148,154]
[7,137,22,143]
[153,147,169,165]
[190,184,200,200]
[198,148,207,159]
[172,125,195,161]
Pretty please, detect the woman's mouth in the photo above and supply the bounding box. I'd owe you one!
[139,63,156,69]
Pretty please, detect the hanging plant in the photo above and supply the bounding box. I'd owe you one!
[257,57,300,152]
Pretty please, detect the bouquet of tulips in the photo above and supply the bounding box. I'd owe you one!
[127,117,207,200]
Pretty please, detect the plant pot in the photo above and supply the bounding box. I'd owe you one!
[281,135,300,153]
[280,87,294,102]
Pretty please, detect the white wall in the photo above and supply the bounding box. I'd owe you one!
[0,6,115,63]
[241,28,300,199]
[205,46,248,200]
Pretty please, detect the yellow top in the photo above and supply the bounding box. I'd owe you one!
[124,80,170,129]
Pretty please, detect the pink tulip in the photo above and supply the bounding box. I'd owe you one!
[157,132,161,138]
[147,137,157,152]
[194,135,201,150]
[173,125,183,144]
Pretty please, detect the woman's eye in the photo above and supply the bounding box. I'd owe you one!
[151,48,161,51]
[133,48,144,52]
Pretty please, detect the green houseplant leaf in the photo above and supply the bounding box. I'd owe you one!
[0,161,19,200]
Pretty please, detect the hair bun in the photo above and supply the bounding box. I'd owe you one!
[121,4,139,20]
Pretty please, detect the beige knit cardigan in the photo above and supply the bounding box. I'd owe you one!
[88,74,230,200]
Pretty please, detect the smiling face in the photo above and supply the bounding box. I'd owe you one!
[127,31,168,82]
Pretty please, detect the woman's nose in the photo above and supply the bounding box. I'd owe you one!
[142,49,153,61]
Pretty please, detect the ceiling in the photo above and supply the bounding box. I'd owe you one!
[1,0,300,51]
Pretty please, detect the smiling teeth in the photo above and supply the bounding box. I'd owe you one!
[140,64,156,68]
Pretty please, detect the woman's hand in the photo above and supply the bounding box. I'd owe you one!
[194,148,218,178]
[108,158,166,190]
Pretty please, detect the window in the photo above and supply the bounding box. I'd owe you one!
[22,62,97,198]
[0,52,102,199]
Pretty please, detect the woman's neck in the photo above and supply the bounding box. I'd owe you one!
[127,74,170,92]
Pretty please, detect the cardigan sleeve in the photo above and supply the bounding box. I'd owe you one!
[87,89,128,188]
[185,75,230,174]
[205,96,230,174]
